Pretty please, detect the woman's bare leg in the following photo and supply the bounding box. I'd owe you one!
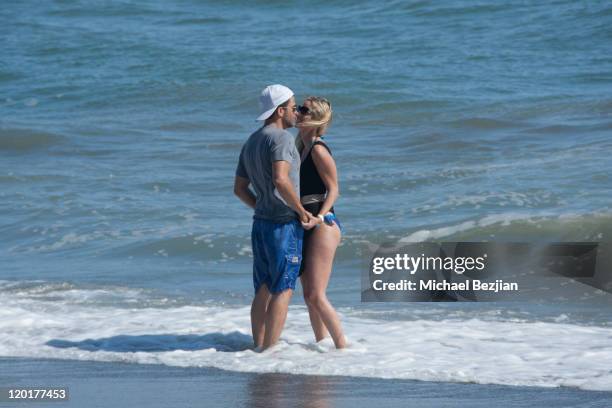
[301,273,329,341]
[302,223,346,348]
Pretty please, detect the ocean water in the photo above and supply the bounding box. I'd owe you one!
[2,0,612,391]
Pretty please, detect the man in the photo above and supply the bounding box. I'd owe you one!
[234,84,317,350]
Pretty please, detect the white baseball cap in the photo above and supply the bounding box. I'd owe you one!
[256,84,294,121]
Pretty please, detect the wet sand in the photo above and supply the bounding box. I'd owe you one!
[1,357,611,407]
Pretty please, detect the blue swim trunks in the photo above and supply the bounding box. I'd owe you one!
[251,218,304,294]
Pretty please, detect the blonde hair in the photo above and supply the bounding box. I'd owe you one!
[296,96,333,153]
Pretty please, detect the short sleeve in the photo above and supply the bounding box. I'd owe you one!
[270,132,295,162]
[235,147,248,178]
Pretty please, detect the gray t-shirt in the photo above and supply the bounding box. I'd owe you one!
[235,124,300,223]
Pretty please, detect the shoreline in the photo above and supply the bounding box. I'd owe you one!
[1,357,610,407]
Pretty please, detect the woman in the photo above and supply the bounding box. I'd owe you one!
[296,96,346,349]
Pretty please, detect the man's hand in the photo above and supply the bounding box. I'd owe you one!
[300,212,320,230]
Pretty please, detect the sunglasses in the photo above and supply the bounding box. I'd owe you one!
[279,105,298,113]
[296,105,310,115]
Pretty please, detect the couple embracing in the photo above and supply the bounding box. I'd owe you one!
[234,84,346,351]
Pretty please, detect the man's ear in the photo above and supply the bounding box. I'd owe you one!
[271,106,283,120]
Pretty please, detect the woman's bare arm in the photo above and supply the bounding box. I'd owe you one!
[310,144,339,217]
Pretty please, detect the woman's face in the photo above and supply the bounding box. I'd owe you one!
[296,99,313,126]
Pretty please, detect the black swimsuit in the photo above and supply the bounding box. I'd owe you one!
[299,140,337,276]
[300,140,334,217]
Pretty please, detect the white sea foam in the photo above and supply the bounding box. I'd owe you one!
[399,212,534,242]
[1,285,611,391]
[398,211,612,242]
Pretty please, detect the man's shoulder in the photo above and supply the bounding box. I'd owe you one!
[245,126,294,153]
[245,126,264,142]
[241,127,266,150]
[245,125,290,142]
[261,125,293,141]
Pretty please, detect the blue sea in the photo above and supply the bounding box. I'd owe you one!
[2,0,612,392]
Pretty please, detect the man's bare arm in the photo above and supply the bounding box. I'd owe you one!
[234,175,256,209]
[272,161,317,228]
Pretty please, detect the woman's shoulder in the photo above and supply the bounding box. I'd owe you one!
[312,139,332,155]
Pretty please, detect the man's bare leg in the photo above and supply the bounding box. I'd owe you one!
[261,289,293,350]
[251,284,271,348]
